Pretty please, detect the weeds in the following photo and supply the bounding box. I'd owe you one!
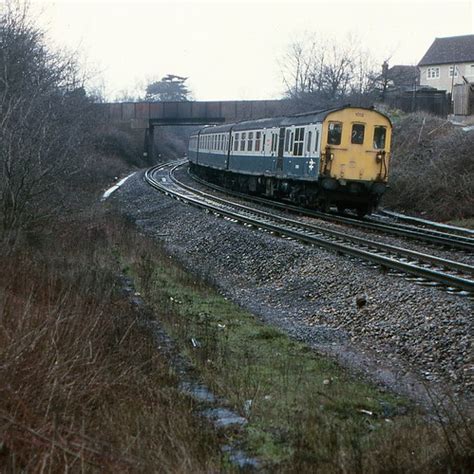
[0,215,218,472]
[132,242,474,472]
[1,210,472,471]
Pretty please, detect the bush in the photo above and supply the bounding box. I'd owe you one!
[384,113,474,221]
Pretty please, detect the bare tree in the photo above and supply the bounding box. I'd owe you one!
[0,1,98,244]
[281,33,379,110]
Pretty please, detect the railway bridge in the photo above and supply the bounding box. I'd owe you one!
[99,100,290,158]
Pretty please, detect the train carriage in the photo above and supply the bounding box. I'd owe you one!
[188,106,392,216]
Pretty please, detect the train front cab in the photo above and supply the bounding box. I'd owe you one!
[320,108,392,215]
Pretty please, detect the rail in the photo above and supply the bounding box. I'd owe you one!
[144,161,474,294]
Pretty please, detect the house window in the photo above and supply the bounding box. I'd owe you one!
[427,67,440,79]
[449,66,458,77]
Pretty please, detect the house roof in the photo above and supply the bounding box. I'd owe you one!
[418,34,474,66]
[387,65,420,85]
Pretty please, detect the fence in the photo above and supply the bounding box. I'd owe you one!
[384,88,450,117]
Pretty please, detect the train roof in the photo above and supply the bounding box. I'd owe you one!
[195,106,391,136]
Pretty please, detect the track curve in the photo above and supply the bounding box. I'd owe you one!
[144,161,474,295]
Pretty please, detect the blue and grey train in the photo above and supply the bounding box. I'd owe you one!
[188,106,392,216]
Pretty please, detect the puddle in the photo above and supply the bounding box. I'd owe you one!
[202,408,248,428]
[180,381,216,403]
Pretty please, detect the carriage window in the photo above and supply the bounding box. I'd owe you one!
[240,132,246,151]
[314,130,319,152]
[293,127,305,156]
[248,132,254,151]
[306,131,312,153]
[255,131,261,151]
[351,124,365,144]
[234,133,239,151]
[328,122,342,145]
[284,129,291,152]
[373,126,386,149]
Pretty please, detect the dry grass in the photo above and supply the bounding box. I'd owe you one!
[0,215,218,472]
[1,210,472,472]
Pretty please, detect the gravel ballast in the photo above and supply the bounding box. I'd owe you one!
[108,169,473,407]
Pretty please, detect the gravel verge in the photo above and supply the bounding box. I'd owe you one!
[107,169,473,409]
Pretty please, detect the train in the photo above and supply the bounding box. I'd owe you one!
[187,106,392,216]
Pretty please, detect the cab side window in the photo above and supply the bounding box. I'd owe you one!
[328,122,342,145]
[351,124,365,144]
[373,126,386,149]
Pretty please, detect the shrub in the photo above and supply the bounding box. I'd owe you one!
[384,113,474,220]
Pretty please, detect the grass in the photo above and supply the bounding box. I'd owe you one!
[0,215,219,472]
[132,244,474,472]
[1,212,472,472]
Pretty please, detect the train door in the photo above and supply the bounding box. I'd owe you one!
[226,129,233,170]
[276,127,285,172]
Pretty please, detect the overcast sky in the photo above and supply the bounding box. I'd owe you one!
[29,0,474,101]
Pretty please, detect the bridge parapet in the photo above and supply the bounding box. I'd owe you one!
[99,99,288,128]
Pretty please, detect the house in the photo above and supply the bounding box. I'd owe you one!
[386,65,420,88]
[418,34,474,92]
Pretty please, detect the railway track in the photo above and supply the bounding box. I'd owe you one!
[145,161,474,295]
[375,209,474,237]
[188,170,474,252]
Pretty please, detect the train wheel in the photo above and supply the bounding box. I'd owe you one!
[356,205,370,218]
[320,200,331,213]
